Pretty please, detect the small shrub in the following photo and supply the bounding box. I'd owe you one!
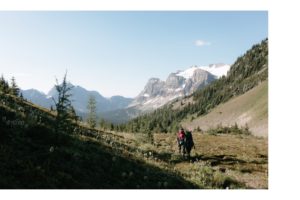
[198,166,214,187]
[207,123,251,135]
[212,172,241,189]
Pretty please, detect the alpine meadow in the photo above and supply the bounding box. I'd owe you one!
[0,11,268,189]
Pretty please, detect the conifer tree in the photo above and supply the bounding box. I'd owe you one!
[10,76,20,96]
[0,75,9,93]
[53,72,76,134]
[87,95,97,129]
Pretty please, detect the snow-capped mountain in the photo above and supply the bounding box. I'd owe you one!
[128,63,230,111]
[175,63,230,79]
[197,63,231,78]
[21,63,230,123]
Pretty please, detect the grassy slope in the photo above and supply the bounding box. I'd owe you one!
[181,81,268,137]
[0,92,267,189]
[0,93,196,189]
[109,131,268,189]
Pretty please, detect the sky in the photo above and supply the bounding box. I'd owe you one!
[0,11,268,98]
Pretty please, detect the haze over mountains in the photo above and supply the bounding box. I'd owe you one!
[21,85,133,116]
[22,63,230,122]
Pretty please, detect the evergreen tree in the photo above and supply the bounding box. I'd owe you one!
[87,95,97,129]
[69,106,79,123]
[99,118,106,130]
[10,76,20,96]
[110,123,114,131]
[53,72,75,134]
[0,75,9,93]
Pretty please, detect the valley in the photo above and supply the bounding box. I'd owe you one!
[0,39,268,189]
[0,90,267,188]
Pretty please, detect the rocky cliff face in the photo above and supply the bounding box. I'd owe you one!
[129,65,223,111]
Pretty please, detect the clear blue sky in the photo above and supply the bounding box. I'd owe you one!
[0,11,267,98]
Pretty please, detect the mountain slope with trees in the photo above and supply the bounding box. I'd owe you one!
[0,86,267,188]
[121,39,268,134]
[0,75,197,189]
[0,38,268,189]
[182,80,268,137]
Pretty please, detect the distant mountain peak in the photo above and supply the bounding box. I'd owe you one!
[22,83,133,116]
[128,63,228,111]
[198,64,231,78]
[175,63,230,79]
[175,66,200,79]
[23,88,46,95]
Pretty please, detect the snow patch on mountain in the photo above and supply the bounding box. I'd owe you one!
[176,66,199,79]
[199,63,231,78]
[176,63,230,79]
[129,63,230,112]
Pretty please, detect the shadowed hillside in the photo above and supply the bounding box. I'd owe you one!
[0,91,197,189]
[0,84,267,189]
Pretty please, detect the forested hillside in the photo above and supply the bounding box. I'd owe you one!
[121,39,268,134]
[182,81,268,137]
[0,85,268,189]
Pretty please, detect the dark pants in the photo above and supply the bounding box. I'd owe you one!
[177,138,186,154]
[185,142,194,157]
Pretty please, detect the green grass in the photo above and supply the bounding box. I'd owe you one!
[182,81,268,137]
[0,91,267,189]
[0,93,197,189]
[104,131,268,189]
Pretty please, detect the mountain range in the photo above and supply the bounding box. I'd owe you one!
[122,38,268,135]
[21,85,133,117]
[0,39,268,189]
[21,63,230,123]
[101,64,230,123]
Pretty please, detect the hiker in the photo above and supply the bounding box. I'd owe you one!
[184,130,195,158]
[177,128,186,155]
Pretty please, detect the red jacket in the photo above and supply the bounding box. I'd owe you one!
[178,130,185,140]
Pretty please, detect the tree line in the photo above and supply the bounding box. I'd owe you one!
[0,75,20,97]
[0,38,268,135]
[118,38,268,134]
[0,72,119,133]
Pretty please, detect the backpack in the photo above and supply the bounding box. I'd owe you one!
[185,131,194,147]
[185,131,191,140]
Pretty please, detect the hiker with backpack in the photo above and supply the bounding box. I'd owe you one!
[177,128,186,155]
[184,130,195,158]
